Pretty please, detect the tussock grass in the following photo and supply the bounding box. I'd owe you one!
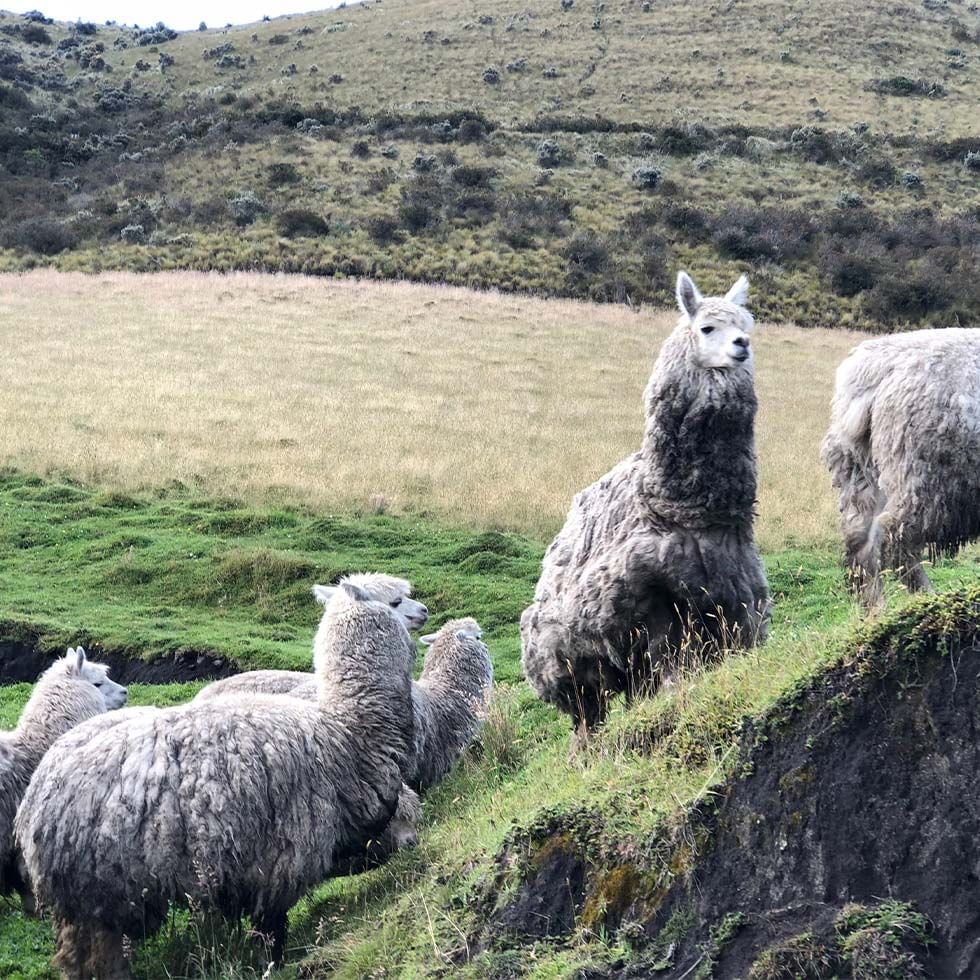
[0,270,864,551]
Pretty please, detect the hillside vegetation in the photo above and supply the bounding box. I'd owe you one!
[0,468,976,978]
[1,0,979,327]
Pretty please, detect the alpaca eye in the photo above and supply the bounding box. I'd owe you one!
[700,325,715,335]
[94,682,103,688]
[391,598,403,607]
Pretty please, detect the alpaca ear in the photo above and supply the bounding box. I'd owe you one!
[340,581,371,602]
[312,584,337,605]
[725,274,750,307]
[419,633,437,646]
[676,271,703,319]
[67,646,86,673]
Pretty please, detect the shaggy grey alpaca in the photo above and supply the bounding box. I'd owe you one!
[16,584,415,977]
[411,618,493,791]
[521,271,770,739]
[193,572,428,704]
[0,648,127,901]
[281,616,492,792]
[821,328,980,610]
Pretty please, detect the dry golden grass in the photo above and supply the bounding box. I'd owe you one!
[0,270,865,548]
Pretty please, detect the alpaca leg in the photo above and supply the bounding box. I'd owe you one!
[904,561,933,593]
[569,685,607,751]
[54,919,130,980]
[256,909,288,966]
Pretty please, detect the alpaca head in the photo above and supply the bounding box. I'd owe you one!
[312,573,429,632]
[675,271,755,371]
[61,646,129,710]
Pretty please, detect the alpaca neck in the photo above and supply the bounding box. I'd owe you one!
[639,333,759,529]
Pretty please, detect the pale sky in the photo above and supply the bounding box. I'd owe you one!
[3,0,344,30]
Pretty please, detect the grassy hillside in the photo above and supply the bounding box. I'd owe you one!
[1,0,979,327]
[0,471,976,978]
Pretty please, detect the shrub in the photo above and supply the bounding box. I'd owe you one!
[506,58,527,73]
[482,66,500,84]
[637,132,656,152]
[593,151,608,167]
[836,190,865,209]
[399,175,444,233]
[711,204,815,263]
[458,119,487,143]
[660,202,711,241]
[365,168,396,194]
[365,214,402,244]
[228,190,265,226]
[1,217,77,254]
[562,229,608,272]
[866,76,946,98]
[864,267,952,323]
[135,22,177,45]
[120,223,145,244]
[965,151,980,172]
[499,189,571,248]
[267,162,299,186]
[452,164,497,187]
[536,138,561,166]
[818,245,879,296]
[856,156,897,188]
[21,24,51,44]
[268,33,289,45]
[413,154,437,173]
[277,208,330,237]
[631,162,663,190]
[902,171,924,190]
[351,139,372,159]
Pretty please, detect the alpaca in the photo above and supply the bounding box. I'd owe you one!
[0,648,127,902]
[521,271,770,739]
[193,572,428,704]
[16,584,416,976]
[821,328,980,609]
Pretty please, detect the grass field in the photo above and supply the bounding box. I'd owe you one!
[0,270,865,550]
[0,272,976,977]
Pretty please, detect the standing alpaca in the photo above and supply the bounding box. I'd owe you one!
[193,573,428,703]
[0,648,127,901]
[821,328,980,610]
[16,584,415,977]
[521,271,770,739]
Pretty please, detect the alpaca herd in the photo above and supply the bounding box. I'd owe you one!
[2,271,978,978]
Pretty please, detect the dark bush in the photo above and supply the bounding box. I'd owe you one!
[452,164,497,188]
[562,229,608,272]
[864,267,952,322]
[711,205,815,263]
[398,175,444,233]
[661,202,711,241]
[855,156,897,188]
[351,139,371,159]
[268,33,290,45]
[0,217,76,254]
[818,245,879,296]
[365,168,396,194]
[267,161,299,186]
[277,208,330,237]
[21,24,51,44]
[499,189,572,248]
[457,119,486,143]
[866,76,946,98]
[365,214,402,244]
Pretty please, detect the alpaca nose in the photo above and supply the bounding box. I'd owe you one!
[418,604,428,616]
[733,336,749,348]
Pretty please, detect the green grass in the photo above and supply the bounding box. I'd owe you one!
[0,471,976,977]
[0,470,541,680]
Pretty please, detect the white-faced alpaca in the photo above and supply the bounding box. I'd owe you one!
[16,584,416,977]
[821,328,980,610]
[193,572,428,704]
[521,271,771,739]
[0,648,127,902]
